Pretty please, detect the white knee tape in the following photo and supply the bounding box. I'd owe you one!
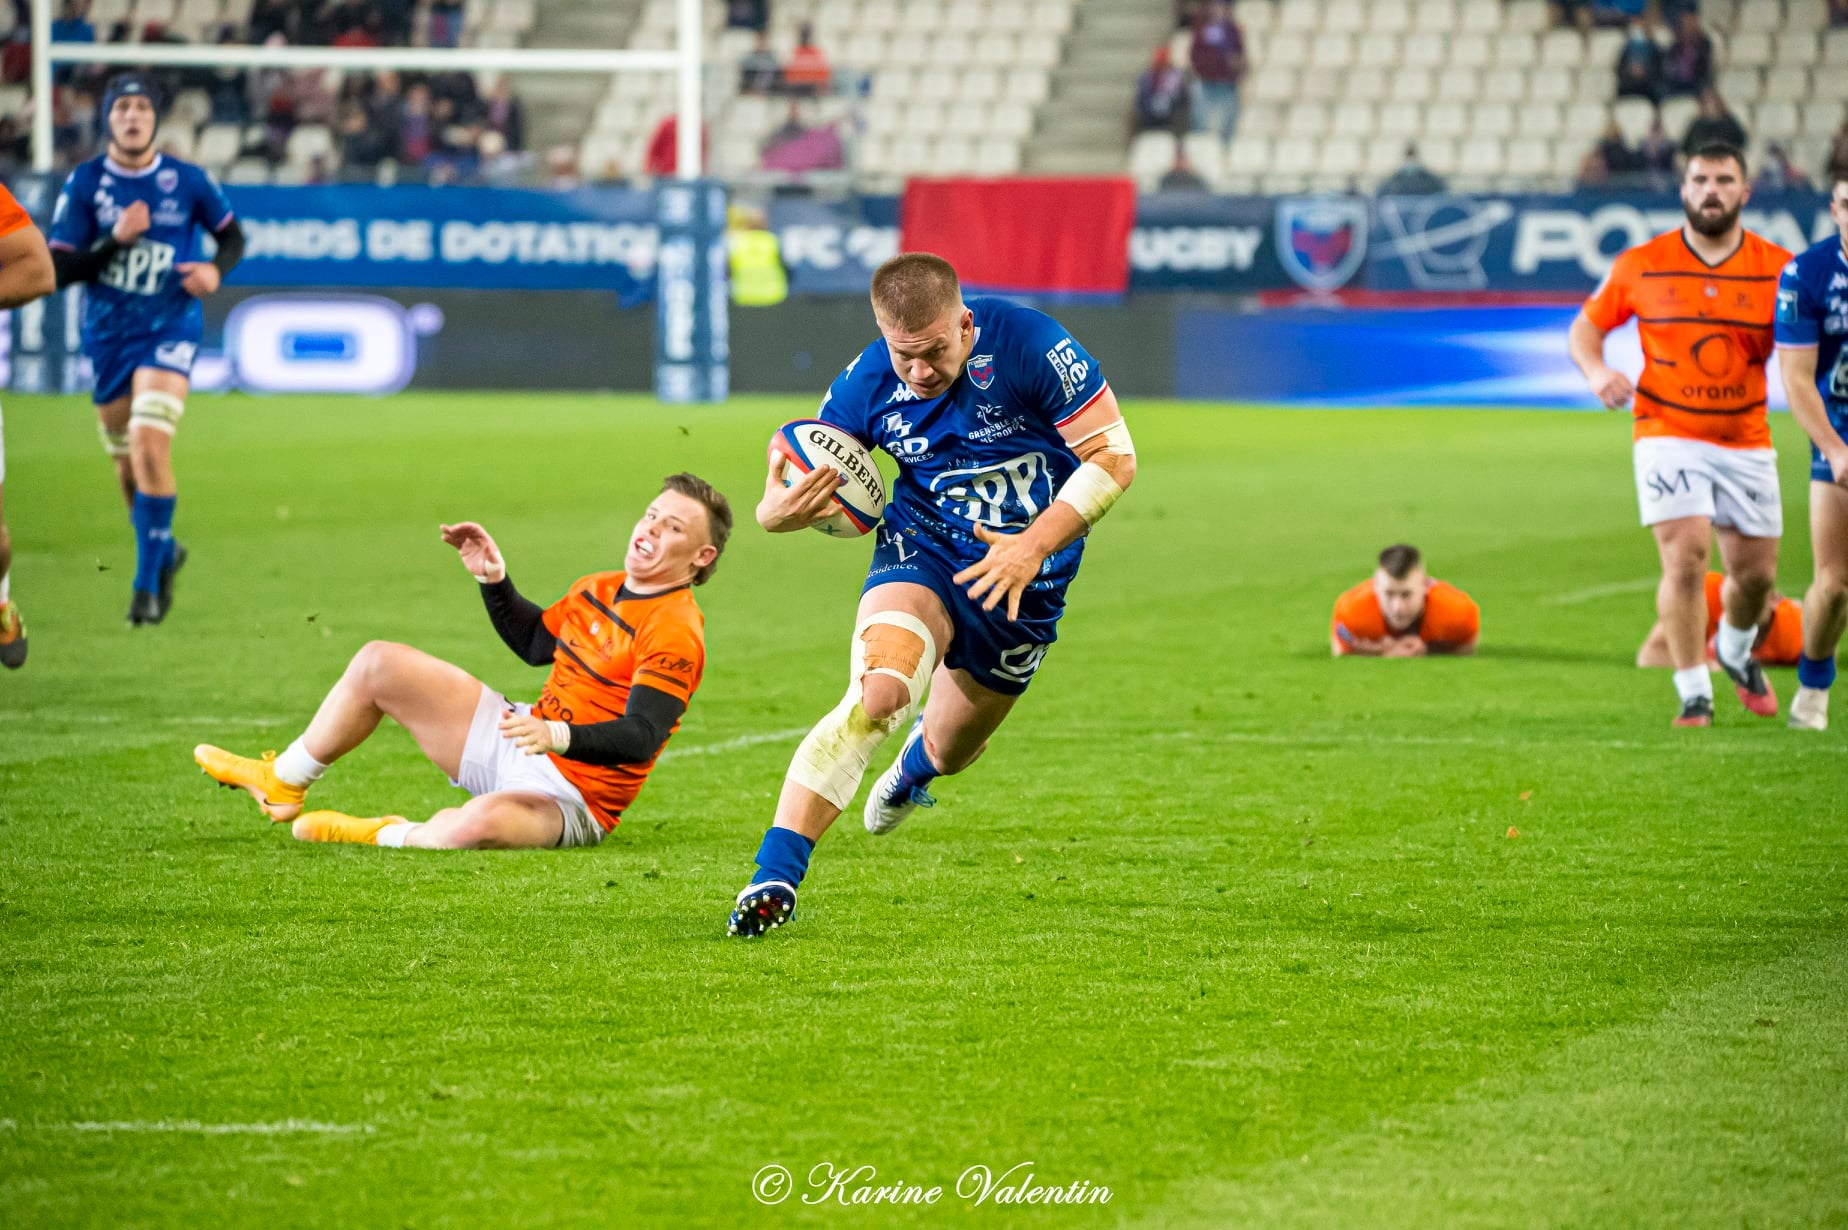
[97,422,130,457]
[129,391,185,436]
[786,611,937,810]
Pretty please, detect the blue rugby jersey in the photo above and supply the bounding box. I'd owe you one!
[1774,235,1848,415]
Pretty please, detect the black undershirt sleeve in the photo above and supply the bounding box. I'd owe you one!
[211,217,245,277]
[479,576,556,666]
[52,235,121,288]
[560,685,686,767]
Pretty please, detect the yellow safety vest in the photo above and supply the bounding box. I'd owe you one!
[729,229,788,306]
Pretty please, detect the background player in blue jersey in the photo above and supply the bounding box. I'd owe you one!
[728,253,1138,936]
[1774,167,1848,732]
[49,75,245,626]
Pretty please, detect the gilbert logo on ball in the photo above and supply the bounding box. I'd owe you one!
[770,419,887,538]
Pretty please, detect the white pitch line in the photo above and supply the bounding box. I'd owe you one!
[0,712,291,728]
[661,727,809,760]
[1540,578,1658,606]
[43,1119,373,1136]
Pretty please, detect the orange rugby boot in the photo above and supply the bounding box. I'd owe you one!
[0,601,25,670]
[194,744,309,821]
[291,811,404,845]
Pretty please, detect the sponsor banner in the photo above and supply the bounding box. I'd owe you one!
[1366,192,1836,294]
[225,184,659,296]
[1173,304,1797,409]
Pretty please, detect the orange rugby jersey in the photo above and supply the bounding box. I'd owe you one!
[1331,577,1481,654]
[0,184,31,238]
[1701,570,1803,666]
[1582,229,1791,450]
[530,571,705,830]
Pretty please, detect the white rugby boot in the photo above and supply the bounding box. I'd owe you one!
[863,717,936,836]
[1788,686,1830,732]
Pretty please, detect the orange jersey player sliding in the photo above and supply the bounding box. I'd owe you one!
[1331,544,1480,657]
[193,474,730,849]
[1637,570,1804,669]
[0,181,57,671]
[1568,142,1790,728]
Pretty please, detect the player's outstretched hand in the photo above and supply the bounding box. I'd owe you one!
[498,710,556,756]
[440,521,507,583]
[1589,364,1634,410]
[757,447,843,532]
[177,262,220,298]
[111,200,150,245]
[954,524,1049,623]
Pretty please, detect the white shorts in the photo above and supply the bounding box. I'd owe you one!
[449,685,605,849]
[1632,436,1782,538]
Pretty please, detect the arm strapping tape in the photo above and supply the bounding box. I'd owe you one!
[1054,420,1134,527]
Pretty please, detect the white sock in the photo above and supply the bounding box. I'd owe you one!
[1673,666,1714,704]
[1714,618,1755,671]
[376,821,418,848]
[272,738,329,788]
[0,572,10,605]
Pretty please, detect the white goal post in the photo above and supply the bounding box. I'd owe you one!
[28,0,708,178]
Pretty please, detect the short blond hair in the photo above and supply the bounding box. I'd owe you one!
[660,472,732,585]
[870,252,962,331]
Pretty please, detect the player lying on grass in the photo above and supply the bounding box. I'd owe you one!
[1568,143,1788,728]
[193,475,729,849]
[0,182,57,671]
[728,252,1136,937]
[1637,570,1802,669]
[1773,165,1848,731]
[1330,544,1480,657]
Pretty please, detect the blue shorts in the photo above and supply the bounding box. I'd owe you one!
[862,523,1075,697]
[88,334,199,405]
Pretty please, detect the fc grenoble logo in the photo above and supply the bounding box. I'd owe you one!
[966,354,995,389]
[1277,196,1368,292]
[157,167,179,194]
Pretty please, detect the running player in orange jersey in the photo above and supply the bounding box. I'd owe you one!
[1568,143,1790,728]
[0,183,58,670]
[192,475,730,849]
[1637,570,1804,668]
[1330,544,1480,657]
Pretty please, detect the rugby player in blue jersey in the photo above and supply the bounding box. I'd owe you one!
[1774,167,1848,731]
[728,253,1137,936]
[49,75,244,626]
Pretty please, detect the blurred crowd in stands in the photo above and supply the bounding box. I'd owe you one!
[0,0,530,183]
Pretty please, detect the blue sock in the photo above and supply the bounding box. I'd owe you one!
[751,826,814,889]
[130,493,176,596]
[1797,654,1837,691]
[895,725,940,794]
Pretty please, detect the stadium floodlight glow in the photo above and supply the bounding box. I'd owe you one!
[28,0,706,179]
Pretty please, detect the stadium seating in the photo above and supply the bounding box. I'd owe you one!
[1140,0,1848,194]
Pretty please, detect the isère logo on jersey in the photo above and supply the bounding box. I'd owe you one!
[1045,338,1088,403]
[101,239,177,296]
[929,451,1050,529]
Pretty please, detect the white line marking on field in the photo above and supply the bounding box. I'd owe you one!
[1540,578,1657,606]
[662,727,809,760]
[38,1119,373,1136]
[0,712,291,728]
[1150,729,1657,752]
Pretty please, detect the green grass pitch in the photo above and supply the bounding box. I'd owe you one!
[0,393,1843,1227]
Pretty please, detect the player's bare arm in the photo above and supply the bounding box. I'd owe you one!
[1780,345,1848,488]
[756,446,842,532]
[954,388,1137,621]
[0,224,55,309]
[1568,313,1633,410]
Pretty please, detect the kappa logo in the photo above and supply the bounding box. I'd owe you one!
[886,383,920,404]
[156,167,178,194]
[966,353,996,389]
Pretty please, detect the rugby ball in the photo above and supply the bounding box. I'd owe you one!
[769,419,886,538]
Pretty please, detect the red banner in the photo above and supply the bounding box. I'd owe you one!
[899,177,1138,295]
